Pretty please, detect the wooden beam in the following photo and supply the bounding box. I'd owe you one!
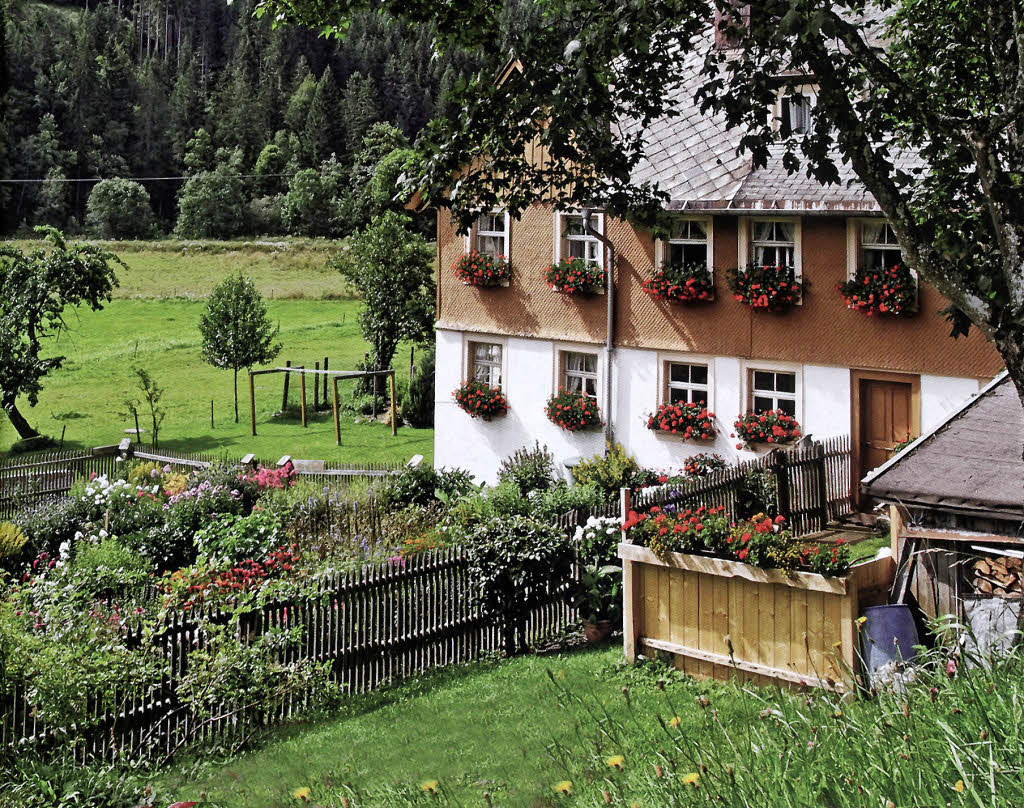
[899,526,1024,546]
[249,371,257,437]
[389,371,397,436]
[332,377,341,447]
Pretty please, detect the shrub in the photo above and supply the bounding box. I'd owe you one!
[12,496,90,558]
[574,515,623,564]
[544,256,606,294]
[839,263,918,316]
[85,178,154,239]
[453,380,508,420]
[683,452,727,477]
[372,464,476,509]
[465,515,572,655]
[402,345,435,428]
[737,466,779,519]
[498,442,556,493]
[572,442,642,500]
[452,250,511,286]
[161,545,302,611]
[531,482,604,521]
[66,537,154,599]
[728,263,802,311]
[545,390,602,432]
[0,522,28,570]
[641,262,713,303]
[646,400,717,439]
[194,510,286,564]
[734,409,802,449]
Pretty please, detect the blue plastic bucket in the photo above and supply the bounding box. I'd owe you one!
[862,604,920,675]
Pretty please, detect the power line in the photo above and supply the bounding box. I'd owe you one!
[0,173,299,184]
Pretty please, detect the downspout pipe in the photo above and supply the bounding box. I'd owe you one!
[581,208,615,449]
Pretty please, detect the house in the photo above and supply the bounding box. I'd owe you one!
[861,372,1022,638]
[430,44,1003,488]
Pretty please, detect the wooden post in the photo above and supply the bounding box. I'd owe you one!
[249,371,257,436]
[323,357,329,402]
[282,360,291,411]
[300,372,307,428]
[210,400,214,429]
[814,441,829,530]
[314,362,320,410]
[389,371,397,436]
[332,377,341,446]
[889,503,906,559]
[619,487,639,662]
[773,450,791,519]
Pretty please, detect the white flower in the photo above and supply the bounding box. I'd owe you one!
[98,529,108,539]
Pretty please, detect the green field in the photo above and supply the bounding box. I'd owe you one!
[0,240,433,464]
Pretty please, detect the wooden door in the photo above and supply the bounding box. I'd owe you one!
[858,378,913,479]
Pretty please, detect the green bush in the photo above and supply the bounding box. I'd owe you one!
[85,178,155,239]
[465,515,572,655]
[571,442,644,501]
[194,510,285,563]
[371,464,476,509]
[13,496,90,558]
[402,345,435,428]
[498,442,556,493]
[0,522,29,570]
[66,537,154,599]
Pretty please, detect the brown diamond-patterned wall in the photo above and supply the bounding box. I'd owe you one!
[438,209,1002,381]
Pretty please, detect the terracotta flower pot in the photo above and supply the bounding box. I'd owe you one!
[583,619,613,644]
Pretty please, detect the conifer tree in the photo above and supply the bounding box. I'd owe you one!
[305,69,343,166]
[340,72,380,160]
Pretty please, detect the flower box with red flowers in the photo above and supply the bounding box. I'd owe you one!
[838,263,918,316]
[727,263,802,312]
[544,257,606,295]
[733,410,802,449]
[545,389,602,431]
[453,380,508,421]
[645,401,717,440]
[452,250,511,288]
[641,262,714,304]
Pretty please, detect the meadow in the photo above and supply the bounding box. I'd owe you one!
[0,239,433,464]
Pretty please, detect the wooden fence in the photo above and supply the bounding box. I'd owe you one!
[0,443,409,520]
[0,543,579,764]
[633,436,853,536]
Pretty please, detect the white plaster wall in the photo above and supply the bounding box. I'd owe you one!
[802,365,852,439]
[920,374,983,431]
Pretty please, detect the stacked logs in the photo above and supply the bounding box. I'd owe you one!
[972,556,1023,597]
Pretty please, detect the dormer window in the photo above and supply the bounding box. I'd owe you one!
[860,222,903,270]
[780,93,813,136]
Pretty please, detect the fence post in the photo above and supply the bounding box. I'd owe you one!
[619,486,640,663]
[772,450,791,520]
[117,438,134,462]
[813,441,829,531]
[281,360,291,411]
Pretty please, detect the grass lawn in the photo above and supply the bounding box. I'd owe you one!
[0,240,433,465]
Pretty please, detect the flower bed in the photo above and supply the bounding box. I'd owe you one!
[544,257,606,295]
[545,390,602,431]
[452,250,511,287]
[645,401,717,440]
[682,452,726,477]
[641,263,714,303]
[728,263,802,311]
[838,264,917,316]
[733,410,801,449]
[453,380,509,420]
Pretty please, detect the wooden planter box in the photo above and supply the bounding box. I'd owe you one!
[618,542,893,693]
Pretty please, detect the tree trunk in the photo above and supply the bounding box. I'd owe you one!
[3,399,40,440]
[999,334,1024,463]
[233,368,239,424]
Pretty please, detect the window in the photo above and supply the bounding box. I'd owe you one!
[559,213,603,268]
[665,362,710,405]
[752,220,796,268]
[860,221,902,271]
[750,369,797,417]
[469,342,502,388]
[474,211,507,258]
[562,350,598,400]
[664,219,709,268]
[780,93,814,136]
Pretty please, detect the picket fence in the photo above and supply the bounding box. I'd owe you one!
[0,443,408,520]
[633,436,853,537]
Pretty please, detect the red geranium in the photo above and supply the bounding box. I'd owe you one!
[646,400,717,440]
[838,263,917,316]
[544,257,606,295]
[642,262,714,303]
[453,380,508,420]
[728,263,802,311]
[545,389,602,431]
[453,250,511,287]
[733,410,802,449]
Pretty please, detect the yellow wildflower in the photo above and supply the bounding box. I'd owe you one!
[606,755,625,769]
[856,616,867,625]
[292,787,311,801]
[554,780,573,795]
[668,715,682,728]
[420,780,439,794]
[954,780,965,792]
[682,772,700,787]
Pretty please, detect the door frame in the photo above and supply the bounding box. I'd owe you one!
[850,369,921,508]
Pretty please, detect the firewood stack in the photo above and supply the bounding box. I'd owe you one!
[972,556,1023,597]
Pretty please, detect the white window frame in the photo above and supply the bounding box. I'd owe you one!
[464,210,511,259]
[771,83,818,136]
[554,343,603,407]
[658,353,715,411]
[738,217,803,284]
[554,211,605,270]
[462,334,507,390]
[654,217,714,278]
[744,362,802,421]
[846,218,910,279]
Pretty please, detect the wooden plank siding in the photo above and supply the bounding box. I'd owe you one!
[620,543,894,692]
